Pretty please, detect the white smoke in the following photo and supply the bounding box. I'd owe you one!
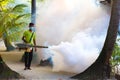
[36,0,111,73]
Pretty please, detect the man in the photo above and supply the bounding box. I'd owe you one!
[22,23,37,70]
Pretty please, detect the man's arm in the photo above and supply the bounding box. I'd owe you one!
[22,36,27,43]
[22,31,27,43]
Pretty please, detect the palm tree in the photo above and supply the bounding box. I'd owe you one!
[0,1,30,51]
[72,0,120,79]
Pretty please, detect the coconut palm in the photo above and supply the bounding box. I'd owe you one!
[0,0,30,51]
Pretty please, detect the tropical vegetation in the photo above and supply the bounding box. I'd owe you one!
[111,38,120,74]
[0,0,30,51]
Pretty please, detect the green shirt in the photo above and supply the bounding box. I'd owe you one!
[23,30,36,45]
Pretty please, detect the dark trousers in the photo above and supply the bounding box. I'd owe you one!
[24,50,33,68]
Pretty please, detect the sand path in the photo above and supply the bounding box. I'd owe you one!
[0,50,76,80]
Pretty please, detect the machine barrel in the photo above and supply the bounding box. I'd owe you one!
[15,43,48,50]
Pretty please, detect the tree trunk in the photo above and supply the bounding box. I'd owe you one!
[0,55,24,79]
[71,0,120,79]
[3,33,15,51]
[31,0,36,24]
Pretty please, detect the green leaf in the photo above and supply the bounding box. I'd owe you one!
[12,4,28,13]
[14,13,30,21]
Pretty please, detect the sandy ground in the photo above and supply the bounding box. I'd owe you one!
[0,48,76,80]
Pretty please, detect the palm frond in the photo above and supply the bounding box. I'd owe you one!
[12,4,28,13]
[14,22,28,27]
[37,0,45,2]
[14,13,30,21]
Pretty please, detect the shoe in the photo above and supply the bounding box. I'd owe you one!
[24,67,27,70]
[28,67,31,70]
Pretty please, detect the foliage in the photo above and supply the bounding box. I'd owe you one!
[111,44,120,65]
[0,0,30,41]
[37,0,45,2]
[110,38,120,73]
[38,0,45,2]
[0,0,14,7]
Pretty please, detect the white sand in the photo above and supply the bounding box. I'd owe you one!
[0,49,76,80]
